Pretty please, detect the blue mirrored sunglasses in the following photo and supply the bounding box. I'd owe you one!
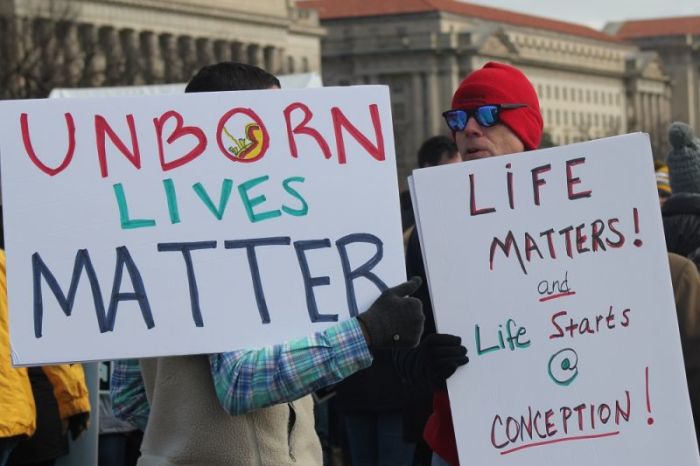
[442,104,527,132]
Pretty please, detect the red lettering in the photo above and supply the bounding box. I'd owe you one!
[575,223,590,253]
[591,219,606,252]
[566,157,592,200]
[470,173,496,216]
[95,114,141,178]
[560,407,572,434]
[621,309,631,327]
[558,225,575,258]
[524,233,543,262]
[331,104,385,164]
[531,164,551,206]
[573,403,586,430]
[283,102,332,159]
[606,218,625,248]
[549,311,567,339]
[154,110,207,171]
[544,409,557,436]
[21,112,76,176]
[540,229,557,259]
[491,415,508,449]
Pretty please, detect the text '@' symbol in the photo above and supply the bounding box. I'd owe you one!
[548,347,579,386]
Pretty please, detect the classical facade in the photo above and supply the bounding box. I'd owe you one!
[298,0,672,182]
[606,16,700,135]
[0,0,324,98]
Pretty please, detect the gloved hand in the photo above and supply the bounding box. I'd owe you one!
[68,412,90,440]
[411,333,469,390]
[357,277,425,348]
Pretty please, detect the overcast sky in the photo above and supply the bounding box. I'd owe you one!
[461,0,700,29]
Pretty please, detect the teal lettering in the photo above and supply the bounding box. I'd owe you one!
[281,176,308,217]
[113,183,156,229]
[238,175,282,223]
[475,324,500,355]
[163,178,180,224]
[193,179,233,220]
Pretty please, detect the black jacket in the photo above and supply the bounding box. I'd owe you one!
[662,193,700,269]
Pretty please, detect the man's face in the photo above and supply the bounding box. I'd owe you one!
[455,115,525,161]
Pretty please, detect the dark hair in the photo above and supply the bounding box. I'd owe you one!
[185,62,281,93]
[417,135,458,168]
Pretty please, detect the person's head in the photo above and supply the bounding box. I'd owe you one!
[667,121,700,195]
[185,62,281,93]
[417,135,460,168]
[442,62,543,161]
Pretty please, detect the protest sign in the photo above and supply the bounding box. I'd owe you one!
[0,85,405,365]
[410,134,699,465]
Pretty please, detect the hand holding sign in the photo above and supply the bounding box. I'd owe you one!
[357,276,425,348]
[400,333,469,390]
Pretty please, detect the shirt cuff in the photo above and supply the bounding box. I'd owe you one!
[324,318,373,377]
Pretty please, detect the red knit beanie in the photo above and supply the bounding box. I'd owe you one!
[451,62,543,150]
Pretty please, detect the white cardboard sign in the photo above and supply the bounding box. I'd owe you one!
[0,86,405,365]
[411,134,699,465]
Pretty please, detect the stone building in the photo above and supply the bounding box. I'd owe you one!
[606,16,700,136]
[0,0,324,98]
[298,0,672,181]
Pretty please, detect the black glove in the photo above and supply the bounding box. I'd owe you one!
[357,277,425,348]
[397,333,469,390]
[68,412,90,440]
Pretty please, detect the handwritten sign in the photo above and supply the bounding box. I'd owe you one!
[0,86,405,365]
[410,134,699,465]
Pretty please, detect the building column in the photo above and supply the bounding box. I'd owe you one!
[247,43,262,67]
[263,45,276,73]
[78,23,104,86]
[159,33,180,82]
[425,70,440,136]
[276,47,285,75]
[231,41,245,62]
[213,39,230,63]
[411,72,426,155]
[140,31,163,83]
[98,26,123,85]
[196,37,215,68]
[120,28,143,84]
[178,35,197,80]
[55,21,81,86]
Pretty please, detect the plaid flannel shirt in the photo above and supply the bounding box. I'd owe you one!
[111,318,372,429]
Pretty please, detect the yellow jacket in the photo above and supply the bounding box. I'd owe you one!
[0,250,91,438]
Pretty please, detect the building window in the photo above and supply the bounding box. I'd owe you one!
[563,111,569,125]
[586,90,591,103]
[572,112,577,124]
[563,87,568,100]
[554,86,559,100]
[547,109,553,122]
[546,85,551,99]
[302,57,310,72]
[556,109,561,124]
[593,91,598,104]
[578,89,583,101]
